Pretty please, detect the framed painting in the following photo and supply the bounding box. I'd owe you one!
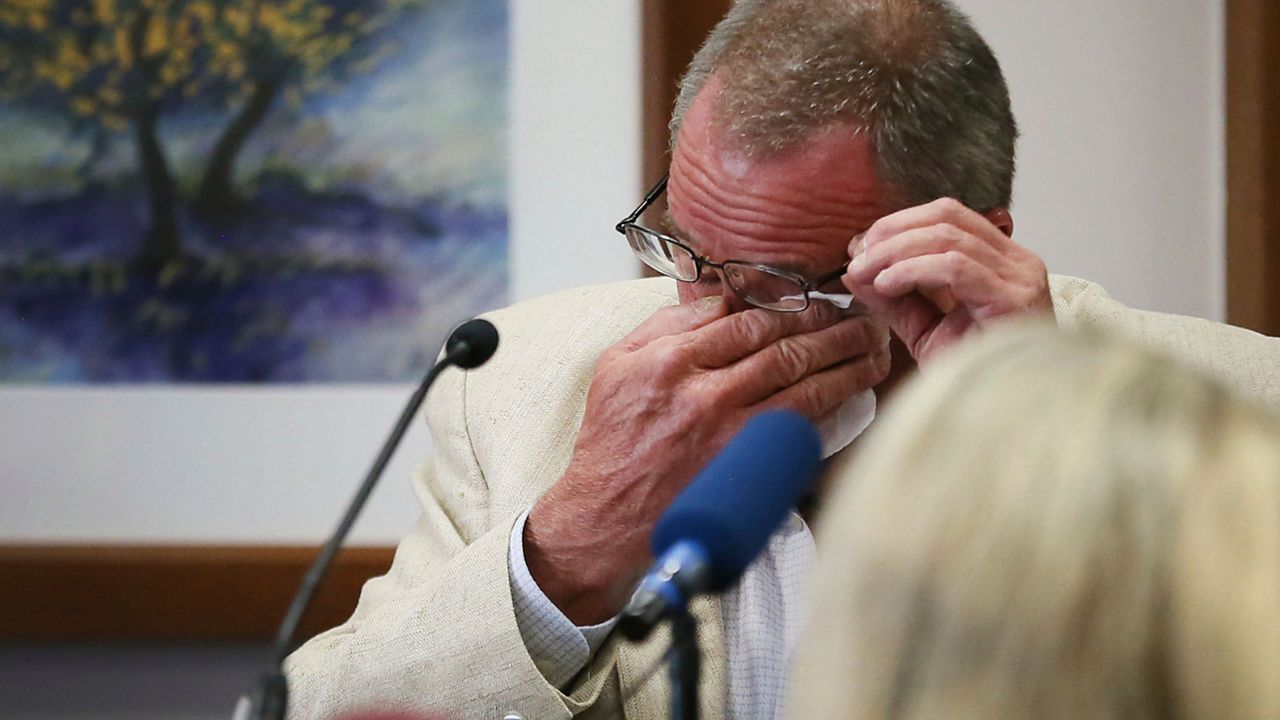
[0,0,509,383]
[0,0,644,642]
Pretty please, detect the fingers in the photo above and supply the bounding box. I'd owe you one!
[676,302,850,368]
[757,342,892,419]
[845,224,1002,287]
[862,197,1008,251]
[615,295,728,353]
[871,252,1003,306]
[720,315,889,404]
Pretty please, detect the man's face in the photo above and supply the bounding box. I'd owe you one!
[666,84,896,312]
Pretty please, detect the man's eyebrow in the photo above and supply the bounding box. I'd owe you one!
[661,208,683,239]
[661,210,708,253]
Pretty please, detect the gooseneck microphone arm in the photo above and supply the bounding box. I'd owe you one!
[237,319,499,720]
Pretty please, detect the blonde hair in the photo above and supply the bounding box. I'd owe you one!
[789,323,1280,720]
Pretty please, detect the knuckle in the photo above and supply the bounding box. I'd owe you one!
[644,337,687,377]
[641,304,685,332]
[801,303,841,330]
[685,377,726,410]
[872,345,893,381]
[733,309,777,347]
[865,217,895,246]
[791,381,831,416]
[837,316,877,351]
[771,338,812,381]
[941,223,968,247]
[934,197,967,216]
[943,250,970,273]
[865,318,892,351]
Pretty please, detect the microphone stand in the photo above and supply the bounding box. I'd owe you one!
[237,355,456,720]
[233,320,498,720]
[668,608,701,720]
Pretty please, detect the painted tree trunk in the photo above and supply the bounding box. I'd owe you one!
[197,75,283,216]
[134,106,182,271]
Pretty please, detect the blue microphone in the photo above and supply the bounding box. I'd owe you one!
[619,409,823,640]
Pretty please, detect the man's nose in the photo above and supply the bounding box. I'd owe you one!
[698,268,752,314]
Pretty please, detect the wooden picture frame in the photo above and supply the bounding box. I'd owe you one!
[1226,0,1280,336]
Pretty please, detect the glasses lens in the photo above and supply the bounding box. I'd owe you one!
[722,263,808,311]
[624,227,698,281]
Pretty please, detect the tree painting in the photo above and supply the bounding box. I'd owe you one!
[0,0,508,382]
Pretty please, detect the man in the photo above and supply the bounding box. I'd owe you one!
[285,1,1280,718]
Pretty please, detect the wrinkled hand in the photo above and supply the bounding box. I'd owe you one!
[842,198,1053,365]
[525,297,890,624]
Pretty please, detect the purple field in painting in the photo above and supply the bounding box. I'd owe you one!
[0,180,505,382]
[0,0,508,383]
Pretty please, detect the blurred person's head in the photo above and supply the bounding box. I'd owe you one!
[789,324,1280,720]
[657,0,1018,312]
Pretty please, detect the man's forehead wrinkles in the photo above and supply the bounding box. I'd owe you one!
[670,161,882,247]
[671,142,885,229]
[679,206,839,267]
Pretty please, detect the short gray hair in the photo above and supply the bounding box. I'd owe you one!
[671,0,1018,210]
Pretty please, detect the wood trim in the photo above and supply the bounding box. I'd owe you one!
[0,545,394,642]
[639,0,731,187]
[1226,0,1280,336]
[638,1,731,278]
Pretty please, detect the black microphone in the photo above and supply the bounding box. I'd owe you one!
[235,319,499,720]
[444,318,499,369]
[619,409,823,641]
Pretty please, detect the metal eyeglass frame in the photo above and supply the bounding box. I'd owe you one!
[614,175,853,312]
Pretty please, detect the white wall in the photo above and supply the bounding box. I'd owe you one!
[957,0,1224,321]
[0,0,1226,545]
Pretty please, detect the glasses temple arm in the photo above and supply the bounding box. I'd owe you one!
[811,264,850,290]
[616,175,671,231]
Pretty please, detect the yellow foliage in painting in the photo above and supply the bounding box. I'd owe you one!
[27,10,50,31]
[33,58,76,91]
[223,5,251,37]
[258,4,285,33]
[56,36,89,73]
[0,0,415,135]
[143,12,167,57]
[159,62,181,86]
[114,27,133,70]
[70,96,96,116]
[0,0,50,28]
[186,1,215,25]
[91,0,117,24]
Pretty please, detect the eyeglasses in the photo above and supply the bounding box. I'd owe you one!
[615,175,856,312]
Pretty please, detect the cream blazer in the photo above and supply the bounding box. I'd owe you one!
[285,275,1280,720]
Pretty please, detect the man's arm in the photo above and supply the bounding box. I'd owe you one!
[283,351,612,720]
[1050,275,1280,413]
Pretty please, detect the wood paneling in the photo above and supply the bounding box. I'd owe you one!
[0,545,393,642]
[640,0,732,186]
[1226,0,1280,336]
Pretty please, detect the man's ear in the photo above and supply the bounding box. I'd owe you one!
[985,207,1014,238]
